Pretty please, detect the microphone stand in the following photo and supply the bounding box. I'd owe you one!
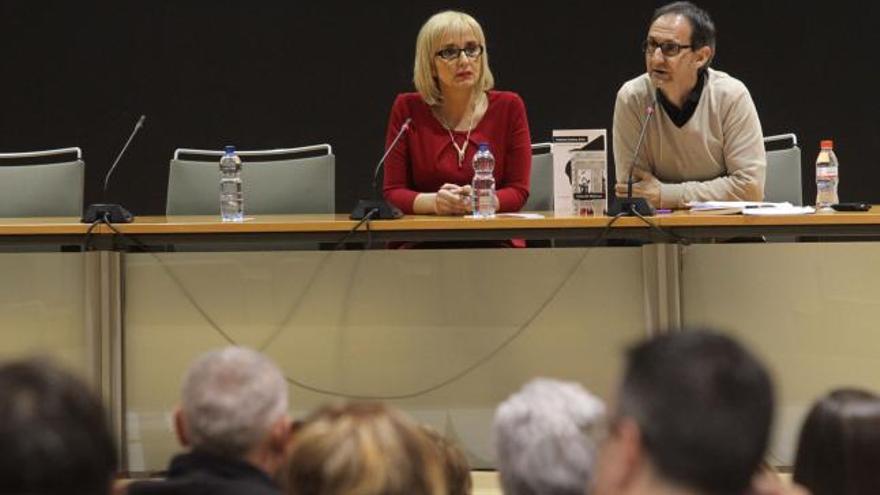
[350,118,410,220]
[608,104,656,217]
[81,115,145,223]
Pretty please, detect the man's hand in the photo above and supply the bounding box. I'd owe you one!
[748,471,811,495]
[614,167,662,208]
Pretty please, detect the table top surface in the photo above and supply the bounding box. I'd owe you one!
[2,208,880,235]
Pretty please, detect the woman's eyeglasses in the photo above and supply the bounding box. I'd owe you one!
[435,44,484,61]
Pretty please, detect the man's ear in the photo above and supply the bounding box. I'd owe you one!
[593,416,646,495]
[268,415,293,453]
[173,406,191,448]
[615,417,647,487]
[694,45,713,69]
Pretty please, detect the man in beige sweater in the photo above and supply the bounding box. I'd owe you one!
[613,2,766,210]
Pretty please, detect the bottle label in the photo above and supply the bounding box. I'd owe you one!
[816,167,838,179]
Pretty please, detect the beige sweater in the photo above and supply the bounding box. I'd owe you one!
[612,68,766,208]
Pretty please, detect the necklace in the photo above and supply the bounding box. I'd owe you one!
[437,95,480,168]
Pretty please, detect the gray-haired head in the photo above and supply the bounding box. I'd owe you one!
[493,378,606,495]
[180,346,288,459]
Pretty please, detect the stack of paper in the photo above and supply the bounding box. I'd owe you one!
[742,205,815,216]
[687,201,815,216]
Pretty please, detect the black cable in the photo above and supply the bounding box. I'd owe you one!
[100,212,131,252]
[99,217,132,245]
[254,250,337,352]
[630,208,691,245]
[97,218,324,354]
[99,217,256,348]
[591,211,627,246]
[83,219,102,251]
[334,208,378,250]
[91,216,339,361]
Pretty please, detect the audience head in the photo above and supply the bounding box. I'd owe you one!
[284,401,446,495]
[0,357,117,495]
[595,330,774,495]
[414,10,495,105]
[793,388,880,495]
[176,346,289,466]
[493,378,606,495]
[420,425,473,495]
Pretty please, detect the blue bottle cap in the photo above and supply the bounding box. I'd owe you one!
[224,145,236,154]
[478,143,490,151]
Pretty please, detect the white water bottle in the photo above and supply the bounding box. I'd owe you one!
[471,143,496,218]
[815,139,839,209]
[219,145,244,222]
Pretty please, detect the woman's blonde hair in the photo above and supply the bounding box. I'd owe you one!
[420,425,473,495]
[284,402,447,495]
[413,11,495,106]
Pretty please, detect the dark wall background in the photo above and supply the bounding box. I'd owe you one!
[1,0,878,214]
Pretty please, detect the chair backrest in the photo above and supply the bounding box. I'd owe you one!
[522,142,553,211]
[763,134,803,206]
[166,144,335,215]
[0,148,84,217]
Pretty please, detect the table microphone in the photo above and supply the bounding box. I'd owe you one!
[608,102,656,216]
[350,117,411,220]
[81,114,145,223]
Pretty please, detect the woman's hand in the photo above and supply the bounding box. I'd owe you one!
[434,183,473,215]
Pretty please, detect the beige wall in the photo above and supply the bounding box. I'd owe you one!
[0,253,90,378]
[123,247,646,472]
[683,242,880,465]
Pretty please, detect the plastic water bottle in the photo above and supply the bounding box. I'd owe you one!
[219,145,244,221]
[815,139,839,209]
[471,143,496,218]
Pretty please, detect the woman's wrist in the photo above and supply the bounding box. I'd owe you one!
[412,193,439,215]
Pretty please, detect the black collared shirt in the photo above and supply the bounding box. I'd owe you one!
[657,69,707,128]
[127,451,281,495]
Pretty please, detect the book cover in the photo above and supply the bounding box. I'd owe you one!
[551,130,607,216]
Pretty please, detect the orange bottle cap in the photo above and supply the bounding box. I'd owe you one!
[820,139,834,149]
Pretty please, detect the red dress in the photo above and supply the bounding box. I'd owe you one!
[383,90,532,214]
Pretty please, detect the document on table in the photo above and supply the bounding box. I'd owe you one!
[687,201,814,216]
[496,213,545,219]
[742,205,815,216]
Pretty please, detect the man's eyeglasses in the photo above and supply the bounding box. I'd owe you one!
[642,39,692,57]
[435,44,484,61]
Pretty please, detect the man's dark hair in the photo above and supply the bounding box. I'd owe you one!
[0,358,117,495]
[618,330,773,495]
[651,2,716,56]
[793,388,880,495]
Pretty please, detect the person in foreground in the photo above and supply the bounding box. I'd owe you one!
[0,357,117,495]
[792,387,880,495]
[128,346,291,495]
[383,10,531,216]
[493,377,606,495]
[420,425,473,495]
[613,2,766,209]
[593,330,774,495]
[283,401,446,495]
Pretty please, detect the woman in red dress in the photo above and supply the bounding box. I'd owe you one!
[383,11,532,216]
